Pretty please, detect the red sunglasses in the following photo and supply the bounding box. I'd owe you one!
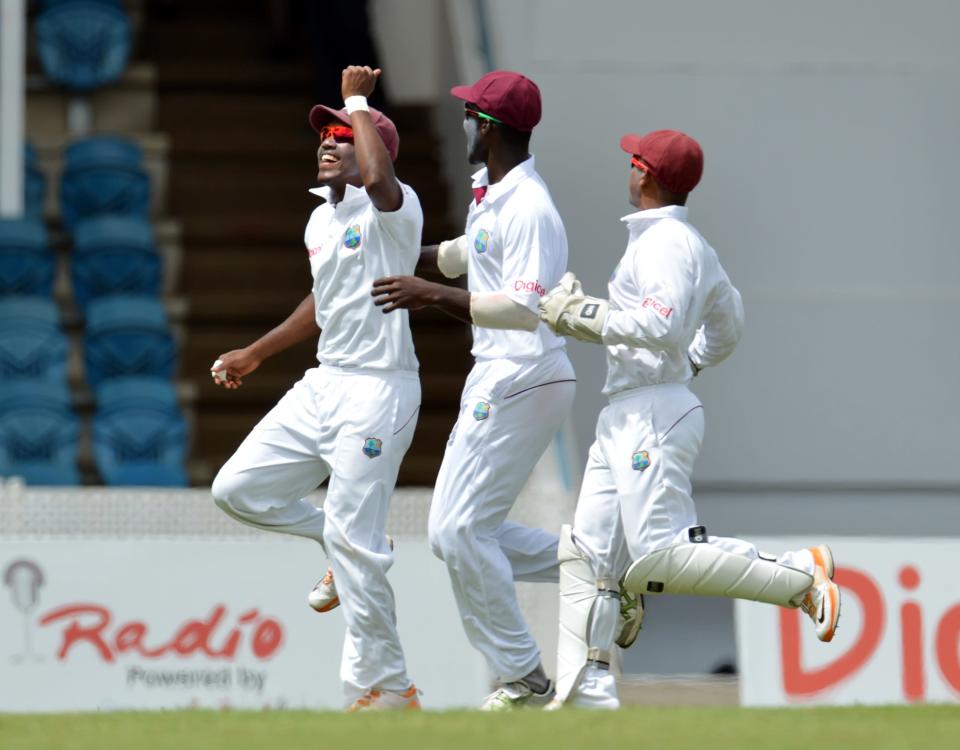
[630,156,649,171]
[319,124,354,143]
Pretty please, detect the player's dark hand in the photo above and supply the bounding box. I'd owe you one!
[211,347,262,390]
[342,66,381,100]
[372,275,439,313]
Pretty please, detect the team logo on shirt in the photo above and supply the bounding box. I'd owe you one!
[631,449,651,472]
[474,228,490,254]
[343,224,362,250]
[473,401,491,421]
[362,437,383,458]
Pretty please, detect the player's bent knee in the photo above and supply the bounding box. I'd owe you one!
[427,513,463,558]
[211,469,255,516]
[321,521,347,551]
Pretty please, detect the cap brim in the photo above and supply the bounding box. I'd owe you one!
[309,105,351,133]
[450,84,476,103]
[620,133,644,155]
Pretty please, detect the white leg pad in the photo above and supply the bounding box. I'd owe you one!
[623,542,813,607]
[554,525,618,704]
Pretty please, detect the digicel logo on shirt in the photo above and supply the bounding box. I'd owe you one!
[642,296,673,318]
[514,279,547,297]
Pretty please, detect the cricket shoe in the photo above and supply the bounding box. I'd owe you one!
[616,585,644,649]
[347,685,421,712]
[307,567,339,612]
[308,535,394,613]
[479,680,555,711]
[800,544,840,642]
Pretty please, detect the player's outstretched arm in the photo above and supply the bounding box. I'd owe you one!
[211,293,319,389]
[371,275,471,323]
[342,66,403,213]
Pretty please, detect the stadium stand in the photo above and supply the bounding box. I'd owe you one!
[59,135,151,229]
[0,296,69,381]
[83,294,176,386]
[15,1,466,485]
[0,379,80,485]
[24,142,47,219]
[34,0,133,93]
[0,218,55,296]
[71,215,161,308]
[92,375,188,486]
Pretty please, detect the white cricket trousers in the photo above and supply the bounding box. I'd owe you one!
[428,350,576,683]
[569,383,814,708]
[211,365,420,699]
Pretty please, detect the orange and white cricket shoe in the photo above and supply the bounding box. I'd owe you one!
[346,685,421,712]
[801,544,840,642]
[307,567,339,612]
[309,536,395,613]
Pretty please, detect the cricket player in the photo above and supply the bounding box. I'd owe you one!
[539,129,842,709]
[368,71,640,710]
[209,66,423,712]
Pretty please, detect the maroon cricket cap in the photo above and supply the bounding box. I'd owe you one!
[450,70,541,133]
[308,104,400,161]
[620,129,704,194]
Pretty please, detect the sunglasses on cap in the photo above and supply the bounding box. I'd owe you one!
[464,107,502,125]
[319,124,354,143]
[630,156,650,172]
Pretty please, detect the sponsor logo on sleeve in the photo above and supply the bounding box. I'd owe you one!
[641,296,673,318]
[472,401,491,421]
[513,279,547,297]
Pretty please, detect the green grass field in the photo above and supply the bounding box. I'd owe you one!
[2,706,959,750]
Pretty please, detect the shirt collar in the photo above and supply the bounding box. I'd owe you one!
[308,182,369,208]
[620,204,689,225]
[470,155,536,205]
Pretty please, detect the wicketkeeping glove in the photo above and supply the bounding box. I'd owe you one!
[539,272,609,344]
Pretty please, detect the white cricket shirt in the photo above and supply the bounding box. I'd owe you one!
[305,182,422,371]
[602,205,744,396]
[465,156,568,360]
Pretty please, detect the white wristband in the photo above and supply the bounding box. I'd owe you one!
[344,95,369,114]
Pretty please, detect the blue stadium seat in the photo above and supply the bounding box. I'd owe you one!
[93,376,188,487]
[96,375,180,413]
[84,295,176,386]
[72,216,162,308]
[0,380,80,486]
[60,137,150,230]
[34,0,132,93]
[0,219,56,296]
[0,379,72,415]
[0,297,68,381]
[24,143,47,220]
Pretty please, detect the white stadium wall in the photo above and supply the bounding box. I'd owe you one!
[472,0,960,486]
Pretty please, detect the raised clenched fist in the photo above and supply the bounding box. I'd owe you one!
[341,66,381,100]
